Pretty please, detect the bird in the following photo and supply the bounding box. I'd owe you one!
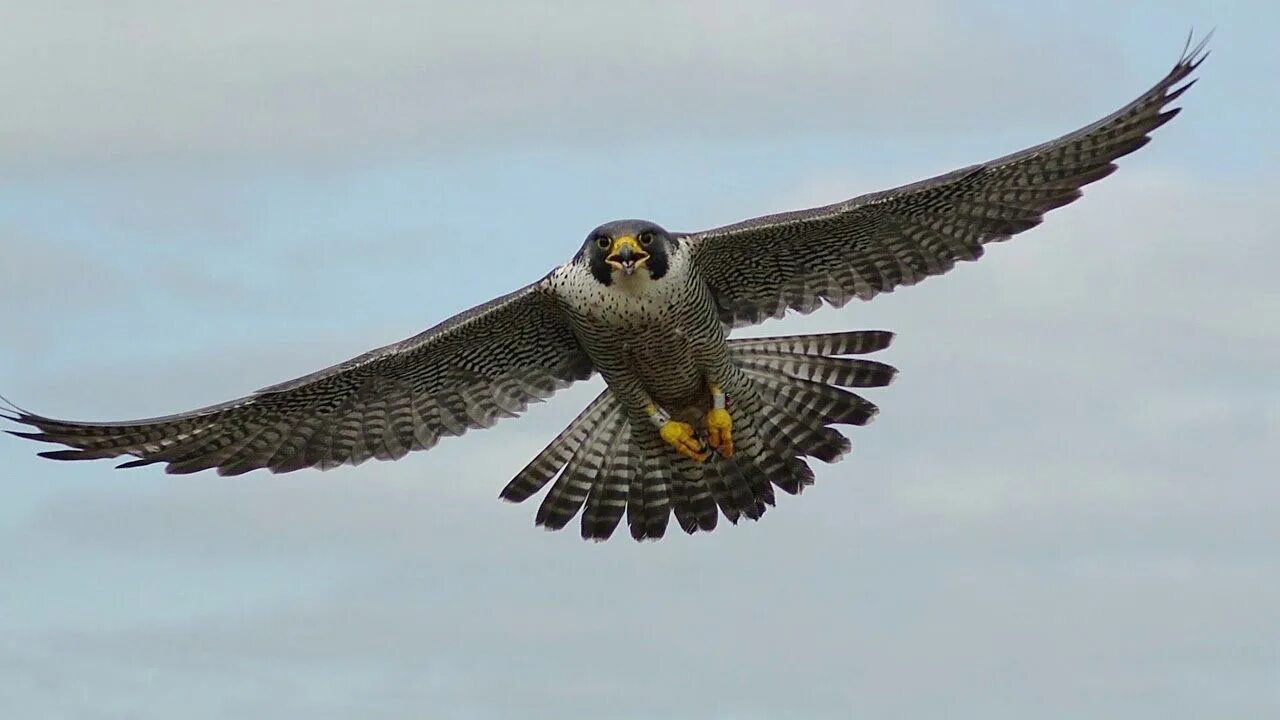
[3,36,1209,541]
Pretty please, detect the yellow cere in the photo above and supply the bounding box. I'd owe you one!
[606,235,648,268]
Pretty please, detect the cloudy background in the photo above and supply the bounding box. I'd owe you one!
[1,1,1276,718]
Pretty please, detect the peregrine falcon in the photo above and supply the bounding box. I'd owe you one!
[3,38,1208,541]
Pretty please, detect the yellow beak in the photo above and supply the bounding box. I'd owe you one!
[605,235,650,275]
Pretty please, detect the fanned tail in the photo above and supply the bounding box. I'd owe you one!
[501,329,894,541]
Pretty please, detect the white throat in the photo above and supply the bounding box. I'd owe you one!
[612,269,657,295]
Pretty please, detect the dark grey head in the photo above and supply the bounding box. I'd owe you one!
[580,219,674,286]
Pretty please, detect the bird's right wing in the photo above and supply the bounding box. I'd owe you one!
[4,280,595,475]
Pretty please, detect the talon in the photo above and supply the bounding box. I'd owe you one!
[706,407,734,458]
[659,420,709,463]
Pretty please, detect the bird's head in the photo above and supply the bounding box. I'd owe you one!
[581,220,672,286]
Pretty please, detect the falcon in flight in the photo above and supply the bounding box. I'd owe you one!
[3,38,1208,541]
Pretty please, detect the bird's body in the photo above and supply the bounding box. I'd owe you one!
[2,37,1210,541]
[550,226,725,426]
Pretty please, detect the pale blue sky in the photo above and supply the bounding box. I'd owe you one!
[1,2,1277,718]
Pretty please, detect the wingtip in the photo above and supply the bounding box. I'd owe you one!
[1152,31,1210,119]
[0,392,29,420]
[1164,78,1198,105]
[7,429,58,443]
[38,449,92,461]
[116,457,157,470]
[1179,28,1214,70]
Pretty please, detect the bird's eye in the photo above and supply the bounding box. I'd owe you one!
[638,231,654,246]
[595,236,611,250]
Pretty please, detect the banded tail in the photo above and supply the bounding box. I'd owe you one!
[499,329,895,541]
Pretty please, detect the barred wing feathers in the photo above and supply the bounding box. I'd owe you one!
[686,37,1209,327]
[3,281,594,475]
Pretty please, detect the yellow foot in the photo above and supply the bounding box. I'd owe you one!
[706,407,734,458]
[659,420,710,463]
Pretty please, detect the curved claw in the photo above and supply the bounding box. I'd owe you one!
[659,420,709,463]
[706,407,734,458]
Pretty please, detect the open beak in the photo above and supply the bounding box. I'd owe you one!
[605,236,650,276]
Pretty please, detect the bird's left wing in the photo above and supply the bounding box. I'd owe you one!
[685,36,1209,328]
[3,280,594,475]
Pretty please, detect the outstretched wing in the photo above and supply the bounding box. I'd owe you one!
[3,280,594,475]
[686,35,1209,327]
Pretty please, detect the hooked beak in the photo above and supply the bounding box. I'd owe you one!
[605,235,650,276]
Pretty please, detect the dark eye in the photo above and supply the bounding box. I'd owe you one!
[595,236,611,250]
[638,231,654,246]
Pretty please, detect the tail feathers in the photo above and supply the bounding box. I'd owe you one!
[720,456,776,518]
[723,328,898,499]
[778,457,817,496]
[735,390,839,498]
[671,457,718,536]
[747,372,861,463]
[499,389,617,503]
[625,430,723,540]
[629,434,672,540]
[580,423,634,540]
[729,330,897,390]
[534,403,623,530]
[706,460,768,523]
[753,374,853,463]
[504,328,896,541]
[691,386,781,523]
[727,329,893,357]
[740,367,880,427]
[515,397,725,541]
[735,352,896,388]
[720,387,798,502]
[704,462,744,524]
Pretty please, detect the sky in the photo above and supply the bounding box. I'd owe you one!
[1,1,1277,718]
